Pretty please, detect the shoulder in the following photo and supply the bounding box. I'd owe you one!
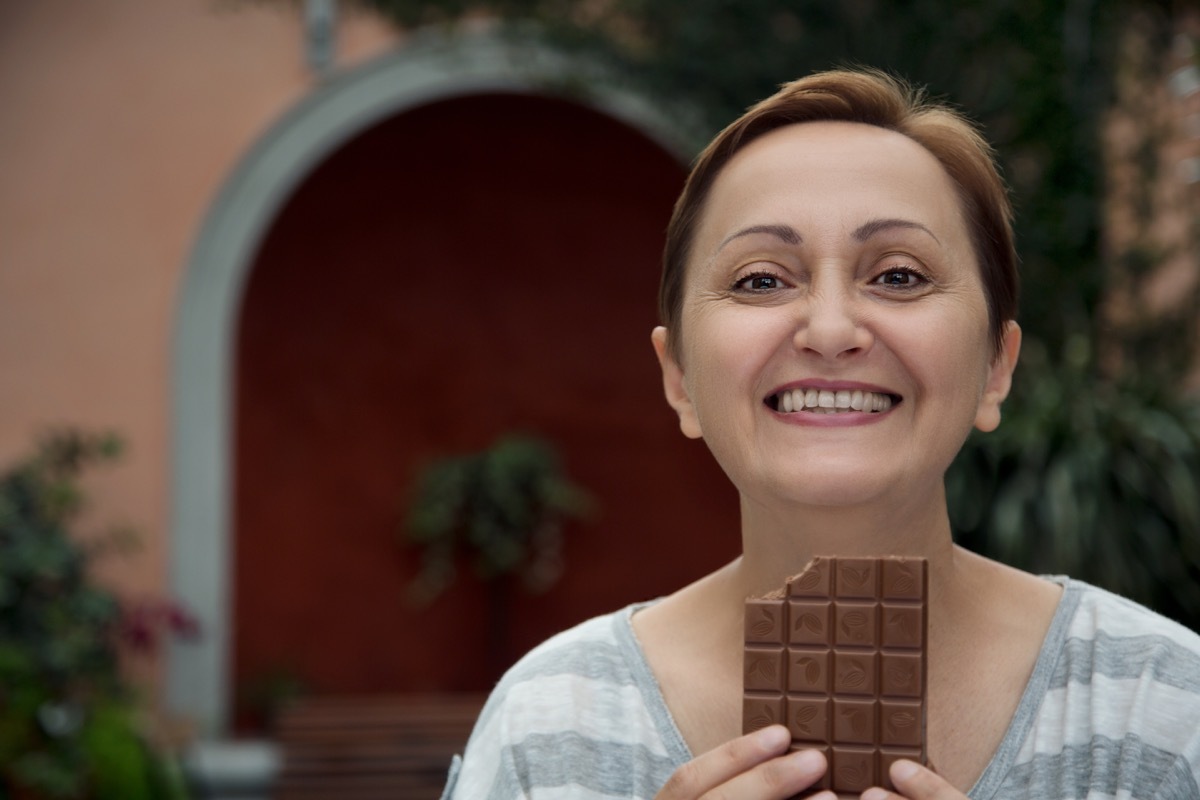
[444,604,686,799]
[1006,580,1200,798]
[502,606,644,687]
[1058,580,1200,688]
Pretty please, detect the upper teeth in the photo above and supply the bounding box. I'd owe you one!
[776,388,894,413]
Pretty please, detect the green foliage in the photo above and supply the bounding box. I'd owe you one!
[0,431,192,800]
[949,338,1200,627]
[404,435,593,601]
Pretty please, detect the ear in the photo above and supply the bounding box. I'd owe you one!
[651,326,703,440]
[974,321,1022,433]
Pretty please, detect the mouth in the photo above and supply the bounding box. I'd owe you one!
[765,387,901,414]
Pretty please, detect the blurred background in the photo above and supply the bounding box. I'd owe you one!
[2,0,1199,797]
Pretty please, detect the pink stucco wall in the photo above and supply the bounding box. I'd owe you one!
[0,0,397,671]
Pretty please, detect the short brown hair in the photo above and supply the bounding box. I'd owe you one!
[659,68,1018,359]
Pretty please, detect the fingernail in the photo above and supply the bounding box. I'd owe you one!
[753,724,789,749]
[862,789,889,800]
[891,758,920,781]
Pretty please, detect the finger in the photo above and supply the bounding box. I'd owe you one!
[710,747,827,799]
[861,759,965,800]
[656,725,791,798]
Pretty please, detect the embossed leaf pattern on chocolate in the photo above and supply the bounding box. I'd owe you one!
[797,656,821,684]
[796,568,823,591]
[795,613,823,634]
[839,663,867,689]
[887,661,915,689]
[839,706,867,735]
[747,655,777,681]
[748,705,777,730]
[838,762,868,785]
[841,610,868,639]
[842,565,870,588]
[887,710,916,736]
[751,607,778,639]
[794,705,817,732]
[888,611,916,639]
[891,568,916,595]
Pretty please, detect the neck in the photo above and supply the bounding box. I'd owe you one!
[730,480,958,600]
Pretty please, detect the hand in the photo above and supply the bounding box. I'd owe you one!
[861,760,965,800]
[655,725,830,799]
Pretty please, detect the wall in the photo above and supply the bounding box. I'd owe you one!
[0,0,397,688]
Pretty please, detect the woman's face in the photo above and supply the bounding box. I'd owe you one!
[653,121,1020,511]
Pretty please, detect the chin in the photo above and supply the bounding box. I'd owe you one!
[744,469,898,511]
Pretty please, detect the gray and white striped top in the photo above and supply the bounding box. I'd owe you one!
[442,579,1200,799]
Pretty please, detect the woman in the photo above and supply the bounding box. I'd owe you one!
[441,69,1200,799]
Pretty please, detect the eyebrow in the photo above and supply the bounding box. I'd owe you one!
[718,223,802,250]
[852,217,940,244]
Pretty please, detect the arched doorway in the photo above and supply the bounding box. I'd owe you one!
[167,32,735,734]
[232,91,737,725]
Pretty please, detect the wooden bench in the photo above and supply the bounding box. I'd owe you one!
[272,693,487,800]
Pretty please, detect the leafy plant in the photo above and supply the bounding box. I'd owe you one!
[948,337,1200,628]
[404,434,593,603]
[0,431,196,800]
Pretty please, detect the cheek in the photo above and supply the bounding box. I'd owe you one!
[695,309,780,370]
[681,314,776,420]
[898,309,992,403]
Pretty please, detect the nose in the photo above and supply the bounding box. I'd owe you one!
[792,285,873,360]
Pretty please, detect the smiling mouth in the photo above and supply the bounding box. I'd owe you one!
[766,388,900,414]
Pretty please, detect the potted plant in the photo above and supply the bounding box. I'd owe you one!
[403,435,593,670]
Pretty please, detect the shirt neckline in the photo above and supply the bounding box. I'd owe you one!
[614,600,695,767]
[612,577,1083,795]
[966,576,1080,798]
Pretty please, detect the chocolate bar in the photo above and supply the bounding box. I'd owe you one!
[743,556,927,795]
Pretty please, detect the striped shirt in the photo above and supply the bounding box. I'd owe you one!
[442,579,1200,799]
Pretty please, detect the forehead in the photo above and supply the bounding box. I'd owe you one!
[693,121,971,258]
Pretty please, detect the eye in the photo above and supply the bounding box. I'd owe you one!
[732,272,785,293]
[871,265,929,290]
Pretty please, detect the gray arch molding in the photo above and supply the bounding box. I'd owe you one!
[167,30,696,734]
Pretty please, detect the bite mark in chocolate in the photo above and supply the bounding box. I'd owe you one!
[743,556,928,796]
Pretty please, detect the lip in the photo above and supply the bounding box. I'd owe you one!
[768,404,897,426]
